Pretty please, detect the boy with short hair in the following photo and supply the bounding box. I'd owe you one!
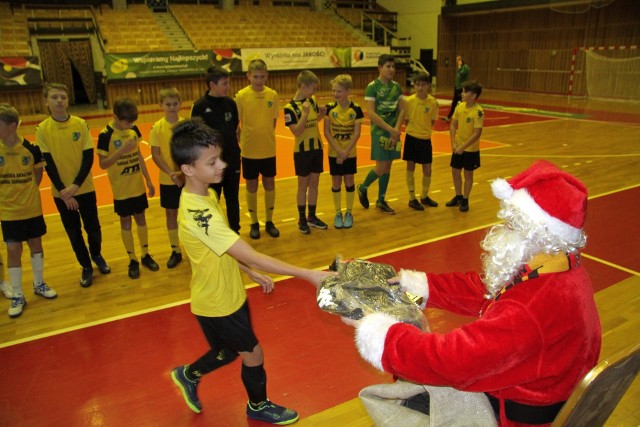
[236,59,280,240]
[150,87,185,268]
[323,74,364,229]
[446,80,484,212]
[284,70,327,234]
[36,83,110,288]
[191,66,241,233]
[0,103,57,317]
[97,97,159,279]
[168,118,330,424]
[357,54,405,215]
[403,72,440,211]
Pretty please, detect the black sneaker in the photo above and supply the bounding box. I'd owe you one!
[171,365,202,414]
[141,254,160,271]
[80,267,93,288]
[408,199,424,211]
[128,260,140,279]
[167,251,182,269]
[91,254,111,274]
[307,216,328,229]
[375,200,395,215]
[460,198,469,212]
[298,219,310,234]
[246,400,299,425]
[250,222,260,240]
[445,195,463,207]
[420,196,439,207]
[357,184,369,209]
[265,221,280,238]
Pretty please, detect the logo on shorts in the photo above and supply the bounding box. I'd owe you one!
[188,208,213,235]
[72,132,81,141]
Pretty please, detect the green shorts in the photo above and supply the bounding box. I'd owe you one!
[371,131,401,161]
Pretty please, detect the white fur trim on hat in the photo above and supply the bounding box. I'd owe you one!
[399,269,428,309]
[491,179,582,243]
[355,312,400,371]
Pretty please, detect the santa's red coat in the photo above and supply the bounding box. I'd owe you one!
[355,263,601,426]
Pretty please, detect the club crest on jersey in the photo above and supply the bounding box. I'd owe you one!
[331,111,339,119]
[72,132,81,141]
[22,156,31,165]
[188,208,213,236]
[114,139,122,148]
[225,112,233,122]
[267,101,274,108]
[0,157,4,166]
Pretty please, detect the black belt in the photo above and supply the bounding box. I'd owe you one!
[485,393,566,425]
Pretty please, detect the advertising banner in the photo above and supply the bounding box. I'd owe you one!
[240,46,390,71]
[0,56,42,87]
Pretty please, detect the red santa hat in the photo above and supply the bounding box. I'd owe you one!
[491,160,588,243]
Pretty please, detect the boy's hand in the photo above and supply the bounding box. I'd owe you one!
[63,196,79,211]
[318,105,327,120]
[301,100,311,115]
[170,173,184,188]
[455,147,464,155]
[389,128,401,140]
[121,138,137,154]
[146,180,156,198]
[247,270,274,293]
[306,270,336,289]
[59,184,79,200]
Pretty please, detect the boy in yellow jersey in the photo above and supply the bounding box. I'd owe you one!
[169,119,330,424]
[150,87,184,269]
[36,83,110,288]
[284,70,327,234]
[323,74,364,229]
[446,80,484,212]
[97,98,158,279]
[402,72,440,211]
[0,104,57,318]
[236,59,280,240]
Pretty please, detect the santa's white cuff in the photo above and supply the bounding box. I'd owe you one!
[355,312,400,371]
[399,269,429,309]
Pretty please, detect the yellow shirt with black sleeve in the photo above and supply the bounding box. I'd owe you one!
[149,116,184,185]
[0,137,44,221]
[178,189,245,317]
[35,115,95,197]
[325,100,364,158]
[284,96,323,153]
[404,94,439,140]
[452,102,484,152]
[96,122,146,201]
[236,85,279,159]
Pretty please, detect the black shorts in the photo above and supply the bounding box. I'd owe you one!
[242,157,276,180]
[329,156,357,176]
[114,193,149,217]
[402,134,433,164]
[1,216,47,243]
[294,150,323,177]
[450,151,481,171]
[160,184,182,209]
[196,301,259,353]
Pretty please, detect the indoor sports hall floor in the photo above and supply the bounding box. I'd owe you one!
[1,90,639,426]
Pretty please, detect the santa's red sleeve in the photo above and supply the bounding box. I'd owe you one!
[426,271,487,316]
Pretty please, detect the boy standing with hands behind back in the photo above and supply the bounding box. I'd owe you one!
[236,59,280,240]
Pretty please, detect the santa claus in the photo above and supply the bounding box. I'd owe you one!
[349,160,602,426]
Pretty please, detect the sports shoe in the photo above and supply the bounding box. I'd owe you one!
[80,267,93,288]
[343,212,353,229]
[357,184,369,209]
[408,199,424,211]
[33,282,57,299]
[265,221,280,238]
[334,212,344,229]
[376,200,395,215]
[298,219,310,234]
[141,254,160,271]
[0,282,13,299]
[8,296,26,318]
[460,198,470,212]
[167,251,182,269]
[92,254,111,274]
[128,260,140,279]
[246,400,299,425]
[420,196,439,207]
[307,216,328,229]
[250,222,261,240]
[445,195,463,207]
[171,365,202,414]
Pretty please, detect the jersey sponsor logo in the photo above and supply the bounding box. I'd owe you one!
[188,208,212,236]
[120,164,140,175]
[72,132,81,142]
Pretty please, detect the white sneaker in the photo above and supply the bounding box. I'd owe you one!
[33,282,57,299]
[8,296,26,318]
[0,281,13,299]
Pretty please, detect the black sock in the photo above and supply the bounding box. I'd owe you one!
[297,205,306,221]
[308,204,317,219]
[242,364,267,405]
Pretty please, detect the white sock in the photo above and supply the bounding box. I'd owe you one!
[31,252,44,286]
[8,267,23,297]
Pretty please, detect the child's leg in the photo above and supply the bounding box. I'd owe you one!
[77,192,103,259]
[451,167,463,196]
[344,174,355,212]
[55,197,91,268]
[376,160,393,203]
[165,208,181,254]
[463,169,474,199]
[406,160,416,200]
[26,238,44,286]
[307,172,320,218]
[239,344,268,404]
[7,242,24,297]
[297,175,310,220]
[332,175,342,213]
[263,176,276,223]
[421,163,432,198]
[133,212,149,257]
[120,215,137,261]
[246,178,260,224]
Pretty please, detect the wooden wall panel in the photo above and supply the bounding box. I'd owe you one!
[0,88,45,116]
